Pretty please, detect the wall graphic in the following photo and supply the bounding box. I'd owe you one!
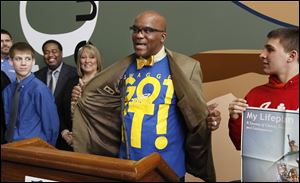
[19,1,99,57]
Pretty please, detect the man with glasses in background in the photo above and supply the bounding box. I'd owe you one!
[72,10,219,182]
[2,42,59,145]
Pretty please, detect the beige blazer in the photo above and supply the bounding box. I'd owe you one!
[72,49,215,181]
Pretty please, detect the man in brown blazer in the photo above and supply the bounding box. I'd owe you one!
[72,10,220,182]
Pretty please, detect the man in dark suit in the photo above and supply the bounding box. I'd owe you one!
[72,11,220,181]
[1,71,10,144]
[35,40,78,151]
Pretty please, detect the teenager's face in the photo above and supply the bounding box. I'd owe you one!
[259,38,290,75]
[10,51,35,80]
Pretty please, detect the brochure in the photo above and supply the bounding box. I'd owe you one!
[242,107,299,182]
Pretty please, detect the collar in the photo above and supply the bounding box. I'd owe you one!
[48,62,63,75]
[15,73,35,89]
[268,74,299,89]
[1,56,10,62]
[153,46,167,63]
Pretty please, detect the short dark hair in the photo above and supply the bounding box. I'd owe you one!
[9,42,35,58]
[1,29,13,40]
[267,27,299,53]
[42,39,63,52]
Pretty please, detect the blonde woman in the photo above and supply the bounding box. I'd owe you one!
[65,44,103,147]
[76,44,102,86]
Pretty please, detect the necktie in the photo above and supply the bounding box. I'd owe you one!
[49,70,55,94]
[136,56,154,70]
[5,83,21,142]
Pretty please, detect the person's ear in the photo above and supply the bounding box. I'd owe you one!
[287,50,298,63]
[161,32,167,43]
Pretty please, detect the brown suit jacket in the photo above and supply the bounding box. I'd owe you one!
[72,49,215,181]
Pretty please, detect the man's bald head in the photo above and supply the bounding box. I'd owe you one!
[134,11,167,32]
[131,10,167,58]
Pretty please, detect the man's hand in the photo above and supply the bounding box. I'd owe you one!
[61,129,73,146]
[228,98,248,120]
[207,103,221,131]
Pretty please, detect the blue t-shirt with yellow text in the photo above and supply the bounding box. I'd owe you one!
[119,56,186,177]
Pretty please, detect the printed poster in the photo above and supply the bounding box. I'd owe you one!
[242,107,299,182]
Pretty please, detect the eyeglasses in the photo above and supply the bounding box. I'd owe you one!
[129,26,165,35]
[12,56,33,62]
